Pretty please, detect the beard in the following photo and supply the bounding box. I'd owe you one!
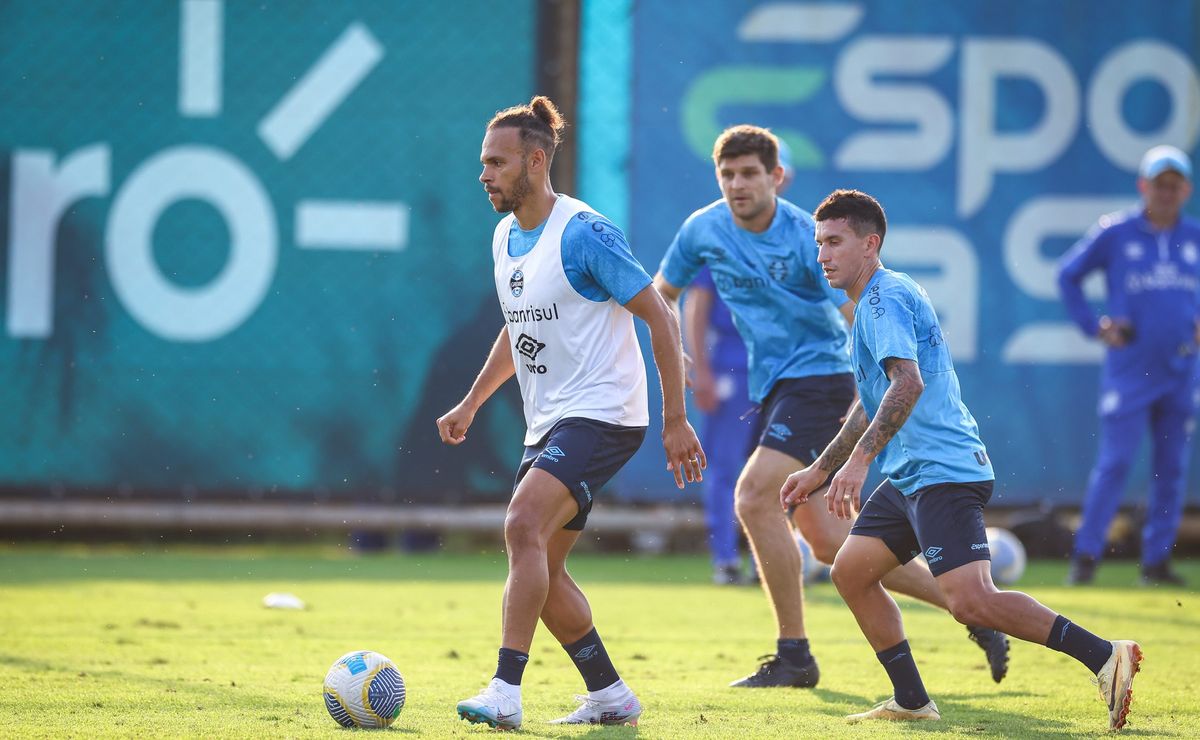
[494,162,532,214]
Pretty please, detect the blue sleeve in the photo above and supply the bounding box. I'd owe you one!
[561,214,652,304]
[862,287,918,372]
[1057,221,1110,337]
[659,217,705,289]
[692,266,715,290]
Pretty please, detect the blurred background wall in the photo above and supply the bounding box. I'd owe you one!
[1,0,1197,515]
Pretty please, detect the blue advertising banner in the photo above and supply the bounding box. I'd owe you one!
[624,0,1200,503]
[0,1,534,500]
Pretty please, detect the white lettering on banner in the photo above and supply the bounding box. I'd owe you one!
[959,39,1080,218]
[1088,41,1200,170]
[1004,196,1131,301]
[1001,196,1133,364]
[106,146,278,342]
[886,227,978,362]
[729,3,1200,366]
[6,145,112,338]
[3,7,404,344]
[835,37,954,171]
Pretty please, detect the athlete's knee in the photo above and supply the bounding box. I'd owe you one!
[829,558,869,596]
[734,475,776,522]
[503,510,548,554]
[941,583,992,626]
[945,596,990,627]
[803,530,843,565]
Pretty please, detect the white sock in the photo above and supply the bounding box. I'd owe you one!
[490,677,521,700]
[589,679,627,701]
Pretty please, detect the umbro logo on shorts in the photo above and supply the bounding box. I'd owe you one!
[767,423,792,441]
[925,546,944,564]
[541,446,565,462]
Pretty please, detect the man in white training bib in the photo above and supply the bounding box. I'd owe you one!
[437,96,705,730]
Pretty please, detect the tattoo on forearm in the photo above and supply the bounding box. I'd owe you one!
[817,404,868,471]
[856,360,922,459]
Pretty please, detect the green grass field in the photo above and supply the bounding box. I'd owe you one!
[0,546,1196,738]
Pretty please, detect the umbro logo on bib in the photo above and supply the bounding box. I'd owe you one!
[516,333,545,361]
[516,333,548,375]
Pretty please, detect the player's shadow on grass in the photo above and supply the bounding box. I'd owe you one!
[807,687,1130,737]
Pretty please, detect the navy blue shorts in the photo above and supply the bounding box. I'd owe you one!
[850,479,994,577]
[514,417,647,531]
[757,373,857,464]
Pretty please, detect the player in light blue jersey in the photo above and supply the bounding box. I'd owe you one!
[654,126,1008,689]
[438,97,704,730]
[782,190,1141,730]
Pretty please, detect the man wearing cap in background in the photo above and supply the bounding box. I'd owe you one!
[1058,145,1200,586]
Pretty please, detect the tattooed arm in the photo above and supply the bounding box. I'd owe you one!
[779,400,868,508]
[816,401,869,473]
[824,358,924,519]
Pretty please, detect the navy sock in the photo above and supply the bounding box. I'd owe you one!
[777,638,811,665]
[563,628,620,692]
[876,640,929,710]
[1045,615,1113,674]
[494,647,529,686]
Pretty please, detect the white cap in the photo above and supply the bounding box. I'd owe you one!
[1139,145,1192,180]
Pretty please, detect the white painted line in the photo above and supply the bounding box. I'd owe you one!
[257,23,383,160]
[738,3,863,42]
[179,0,223,117]
[295,200,409,251]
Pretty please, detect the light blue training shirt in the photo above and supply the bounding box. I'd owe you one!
[660,198,851,402]
[508,205,652,304]
[852,268,994,494]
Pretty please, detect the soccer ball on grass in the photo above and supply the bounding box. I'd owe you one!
[323,650,406,728]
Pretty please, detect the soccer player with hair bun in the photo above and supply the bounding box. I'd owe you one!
[437,96,704,730]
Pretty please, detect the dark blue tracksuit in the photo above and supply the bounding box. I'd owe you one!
[692,268,758,567]
[1058,206,1200,566]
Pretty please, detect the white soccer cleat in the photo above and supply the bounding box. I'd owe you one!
[456,678,522,731]
[845,697,941,723]
[548,683,642,726]
[1096,640,1142,730]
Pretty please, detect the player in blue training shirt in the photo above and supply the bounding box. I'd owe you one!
[782,189,1141,730]
[684,143,797,587]
[654,126,1008,689]
[1058,145,1200,587]
[438,96,704,730]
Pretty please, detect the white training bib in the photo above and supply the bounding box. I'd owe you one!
[492,196,649,445]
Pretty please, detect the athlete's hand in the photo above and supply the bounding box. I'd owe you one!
[691,366,718,414]
[825,458,868,520]
[435,401,477,445]
[780,465,829,509]
[1098,315,1134,348]
[663,416,706,489]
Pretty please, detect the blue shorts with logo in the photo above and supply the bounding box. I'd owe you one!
[850,479,993,577]
[515,417,647,531]
[758,373,857,464]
